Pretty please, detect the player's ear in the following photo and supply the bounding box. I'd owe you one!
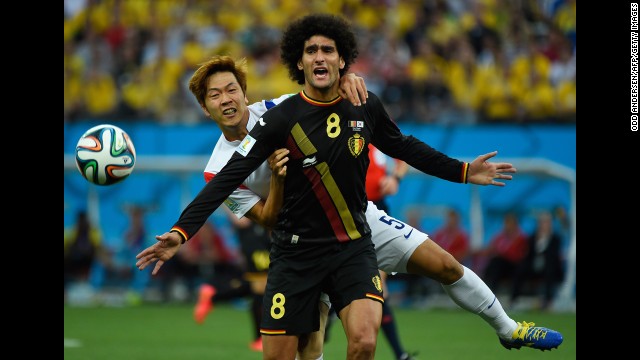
[201,105,211,118]
[298,60,303,70]
[339,57,345,69]
[244,94,249,105]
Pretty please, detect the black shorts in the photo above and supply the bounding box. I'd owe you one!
[260,236,383,335]
[236,223,271,279]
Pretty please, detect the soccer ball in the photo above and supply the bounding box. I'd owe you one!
[75,124,136,186]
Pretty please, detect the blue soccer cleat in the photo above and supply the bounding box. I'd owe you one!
[499,321,563,351]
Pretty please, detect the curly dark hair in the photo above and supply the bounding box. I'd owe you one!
[280,13,359,85]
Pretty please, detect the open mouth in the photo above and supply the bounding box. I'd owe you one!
[313,68,328,77]
[222,108,237,115]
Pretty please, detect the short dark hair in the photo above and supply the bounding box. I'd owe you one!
[280,13,359,84]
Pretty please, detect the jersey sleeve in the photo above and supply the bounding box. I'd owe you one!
[368,93,467,184]
[171,142,272,241]
[224,188,262,219]
[205,172,262,219]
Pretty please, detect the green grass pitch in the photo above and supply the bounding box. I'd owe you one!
[64,303,576,359]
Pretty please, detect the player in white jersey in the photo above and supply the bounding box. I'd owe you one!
[137,55,563,358]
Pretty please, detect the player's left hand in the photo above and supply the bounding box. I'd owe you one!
[268,148,289,181]
[467,151,517,187]
[339,73,368,106]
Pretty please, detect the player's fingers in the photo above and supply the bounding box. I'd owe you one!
[347,86,360,106]
[136,257,149,270]
[136,253,154,268]
[276,149,289,160]
[479,151,498,162]
[343,75,361,104]
[152,261,164,276]
[271,149,288,163]
[136,248,152,259]
[355,77,367,104]
[339,87,358,106]
[498,163,517,173]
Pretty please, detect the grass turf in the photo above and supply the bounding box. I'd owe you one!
[64,303,575,360]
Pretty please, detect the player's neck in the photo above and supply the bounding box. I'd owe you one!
[220,114,250,142]
[303,84,339,102]
[221,128,248,142]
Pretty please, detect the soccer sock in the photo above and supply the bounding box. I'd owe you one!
[441,265,518,339]
[250,294,263,340]
[380,302,406,359]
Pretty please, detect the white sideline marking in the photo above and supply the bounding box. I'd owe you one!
[64,338,82,348]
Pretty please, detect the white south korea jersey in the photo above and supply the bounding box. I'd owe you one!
[203,94,292,219]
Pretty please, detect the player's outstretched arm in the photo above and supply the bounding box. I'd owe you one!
[135,231,183,275]
[467,151,517,187]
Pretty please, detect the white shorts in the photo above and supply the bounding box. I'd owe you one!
[366,201,428,274]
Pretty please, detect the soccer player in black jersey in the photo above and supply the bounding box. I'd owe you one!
[137,13,562,359]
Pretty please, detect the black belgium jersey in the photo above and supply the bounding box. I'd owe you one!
[171,91,467,243]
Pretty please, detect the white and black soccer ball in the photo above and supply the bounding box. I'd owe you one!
[75,124,136,186]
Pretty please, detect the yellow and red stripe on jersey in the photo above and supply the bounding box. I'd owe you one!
[289,124,361,241]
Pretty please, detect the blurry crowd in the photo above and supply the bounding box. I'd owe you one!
[64,0,576,125]
[64,205,249,305]
[392,206,569,311]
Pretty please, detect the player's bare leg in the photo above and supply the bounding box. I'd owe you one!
[263,335,299,360]
[339,299,382,360]
[407,238,563,351]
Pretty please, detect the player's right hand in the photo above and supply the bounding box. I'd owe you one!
[135,231,182,275]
